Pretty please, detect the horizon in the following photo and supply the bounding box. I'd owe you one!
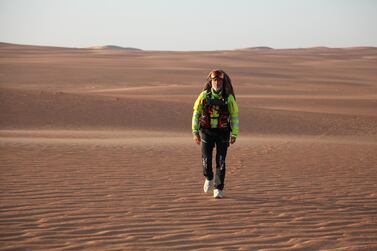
[1,0,377,51]
[1,41,376,52]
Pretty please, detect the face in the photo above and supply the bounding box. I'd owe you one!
[211,77,223,91]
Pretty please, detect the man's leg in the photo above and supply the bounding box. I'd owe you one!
[200,130,215,181]
[214,130,230,190]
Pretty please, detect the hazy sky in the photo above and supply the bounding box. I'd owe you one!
[1,0,376,50]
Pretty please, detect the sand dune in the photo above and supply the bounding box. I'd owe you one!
[1,131,377,250]
[1,43,377,250]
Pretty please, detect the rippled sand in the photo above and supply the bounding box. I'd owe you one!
[1,43,377,250]
[1,131,377,250]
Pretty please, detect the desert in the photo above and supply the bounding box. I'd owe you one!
[1,42,377,250]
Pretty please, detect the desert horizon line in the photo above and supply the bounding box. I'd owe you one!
[1,41,376,52]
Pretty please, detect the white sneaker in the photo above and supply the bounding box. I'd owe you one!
[213,189,224,199]
[203,179,213,193]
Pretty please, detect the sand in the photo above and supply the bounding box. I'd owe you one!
[1,42,377,250]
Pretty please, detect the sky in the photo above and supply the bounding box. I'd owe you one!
[0,0,376,51]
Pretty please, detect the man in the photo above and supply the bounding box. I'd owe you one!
[192,69,239,198]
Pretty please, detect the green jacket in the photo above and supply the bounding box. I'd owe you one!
[192,88,239,138]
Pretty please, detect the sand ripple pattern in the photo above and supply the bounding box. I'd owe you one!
[1,135,377,250]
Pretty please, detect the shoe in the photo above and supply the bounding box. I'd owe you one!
[203,179,213,193]
[213,189,224,198]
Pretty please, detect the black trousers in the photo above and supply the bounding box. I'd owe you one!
[200,128,230,190]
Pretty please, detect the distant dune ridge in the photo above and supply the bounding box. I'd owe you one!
[88,45,143,51]
[1,42,377,250]
[237,46,274,50]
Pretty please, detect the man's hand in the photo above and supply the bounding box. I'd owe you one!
[193,133,201,145]
[230,136,236,145]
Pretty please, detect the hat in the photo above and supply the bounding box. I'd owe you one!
[210,70,224,79]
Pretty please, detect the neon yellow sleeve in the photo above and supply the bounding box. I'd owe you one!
[228,95,239,138]
[192,91,205,134]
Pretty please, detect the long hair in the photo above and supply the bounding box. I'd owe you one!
[202,69,236,99]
